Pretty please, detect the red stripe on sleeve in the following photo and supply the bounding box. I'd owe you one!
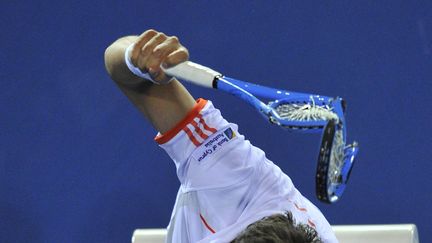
[191,120,209,140]
[197,113,217,133]
[155,99,207,144]
[183,126,201,147]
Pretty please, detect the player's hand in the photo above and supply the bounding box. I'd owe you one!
[129,29,189,84]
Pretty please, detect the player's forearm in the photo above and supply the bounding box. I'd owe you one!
[104,36,143,86]
[104,32,196,134]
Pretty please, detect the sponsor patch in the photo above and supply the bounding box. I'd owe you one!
[224,127,236,139]
[193,127,236,162]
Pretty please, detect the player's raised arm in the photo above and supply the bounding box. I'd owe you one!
[104,30,196,134]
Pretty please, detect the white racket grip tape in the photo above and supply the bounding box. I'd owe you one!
[162,61,221,88]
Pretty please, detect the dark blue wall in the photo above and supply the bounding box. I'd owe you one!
[1,1,431,242]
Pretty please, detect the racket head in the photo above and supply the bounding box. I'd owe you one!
[215,77,359,202]
[267,96,339,132]
[316,120,359,203]
[216,77,342,132]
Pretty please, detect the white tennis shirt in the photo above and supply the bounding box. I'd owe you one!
[155,99,338,243]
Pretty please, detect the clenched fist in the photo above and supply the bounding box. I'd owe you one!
[128,29,189,84]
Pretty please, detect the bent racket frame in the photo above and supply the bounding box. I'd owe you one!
[164,61,359,204]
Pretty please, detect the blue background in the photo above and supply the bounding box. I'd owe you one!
[1,1,431,242]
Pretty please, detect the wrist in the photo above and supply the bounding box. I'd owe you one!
[124,44,160,84]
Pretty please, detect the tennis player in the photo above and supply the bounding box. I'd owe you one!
[104,29,338,243]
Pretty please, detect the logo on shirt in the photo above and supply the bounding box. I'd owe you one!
[194,127,237,162]
[224,127,236,140]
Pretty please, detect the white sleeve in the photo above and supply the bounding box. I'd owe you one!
[156,99,257,190]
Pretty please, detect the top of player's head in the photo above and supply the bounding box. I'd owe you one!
[231,211,322,243]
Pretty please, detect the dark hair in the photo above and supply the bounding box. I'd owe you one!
[231,212,322,243]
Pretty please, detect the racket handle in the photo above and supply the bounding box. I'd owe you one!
[162,61,221,88]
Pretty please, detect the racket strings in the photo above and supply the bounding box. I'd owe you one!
[328,129,345,185]
[272,100,339,122]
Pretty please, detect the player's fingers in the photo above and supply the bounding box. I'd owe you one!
[147,36,181,72]
[153,36,180,56]
[148,47,187,84]
[130,29,158,66]
[163,47,189,68]
[136,33,168,71]
[146,36,185,84]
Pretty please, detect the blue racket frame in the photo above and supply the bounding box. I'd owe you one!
[217,77,337,130]
[215,76,359,203]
